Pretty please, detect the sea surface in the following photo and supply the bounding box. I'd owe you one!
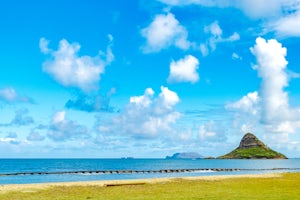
[0,158,300,184]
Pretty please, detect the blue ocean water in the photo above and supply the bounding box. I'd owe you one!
[0,159,299,184]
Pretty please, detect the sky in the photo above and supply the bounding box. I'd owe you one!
[1,0,300,158]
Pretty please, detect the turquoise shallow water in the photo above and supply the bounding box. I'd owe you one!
[0,159,299,184]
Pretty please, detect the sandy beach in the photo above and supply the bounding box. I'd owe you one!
[0,173,282,193]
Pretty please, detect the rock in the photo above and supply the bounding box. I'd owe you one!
[238,133,266,149]
[218,133,287,159]
[166,152,203,159]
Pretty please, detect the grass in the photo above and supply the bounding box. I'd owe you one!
[1,173,300,199]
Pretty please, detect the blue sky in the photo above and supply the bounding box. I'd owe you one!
[1,0,300,158]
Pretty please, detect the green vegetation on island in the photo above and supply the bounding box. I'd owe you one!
[219,133,287,159]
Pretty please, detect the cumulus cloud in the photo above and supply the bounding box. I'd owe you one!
[141,13,190,53]
[40,36,114,92]
[129,88,155,107]
[0,87,33,104]
[167,55,200,83]
[250,37,290,124]
[200,21,240,56]
[0,109,34,127]
[226,91,259,115]
[99,86,180,138]
[27,131,45,141]
[226,91,260,135]
[157,86,180,109]
[10,109,34,126]
[48,111,89,141]
[227,37,300,138]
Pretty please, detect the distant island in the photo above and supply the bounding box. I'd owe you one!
[218,133,287,159]
[166,152,203,159]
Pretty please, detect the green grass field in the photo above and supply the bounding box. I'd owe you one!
[1,173,300,200]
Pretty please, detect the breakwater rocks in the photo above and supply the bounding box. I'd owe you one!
[1,167,300,176]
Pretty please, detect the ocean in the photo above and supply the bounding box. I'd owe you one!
[0,159,300,184]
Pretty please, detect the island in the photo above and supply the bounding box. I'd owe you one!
[166,152,203,159]
[218,133,287,159]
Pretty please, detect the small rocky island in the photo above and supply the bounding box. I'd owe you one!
[219,133,287,159]
[166,152,203,159]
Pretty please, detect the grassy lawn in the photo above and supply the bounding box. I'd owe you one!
[1,173,300,200]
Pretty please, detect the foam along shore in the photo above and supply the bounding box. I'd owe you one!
[0,173,283,193]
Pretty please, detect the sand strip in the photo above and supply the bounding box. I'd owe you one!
[0,173,283,193]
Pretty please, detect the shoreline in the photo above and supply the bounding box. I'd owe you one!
[0,172,285,193]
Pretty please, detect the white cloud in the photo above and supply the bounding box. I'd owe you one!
[0,138,18,143]
[226,32,240,42]
[250,37,290,124]
[141,13,190,52]
[228,37,300,141]
[100,86,180,138]
[204,21,222,51]
[199,123,216,141]
[40,36,114,92]
[0,87,32,104]
[39,38,50,53]
[0,132,20,145]
[158,86,180,109]
[232,52,242,60]
[201,21,240,56]
[205,21,222,37]
[167,55,199,83]
[10,109,34,126]
[240,123,255,134]
[158,0,220,7]
[0,87,17,102]
[236,0,284,19]
[272,11,300,37]
[287,70,300,78]
[130,88,154,107]
[199,44,209,56]
[27,131,45,141]
[158,0,300,37]
[251,37,300,134]
[226,91,259,115]
[158,0,290,19]
[199,121,227,143]
[48,111,90,141]
[52,111,66,124]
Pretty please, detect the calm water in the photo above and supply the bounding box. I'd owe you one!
[0,159,300,184]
